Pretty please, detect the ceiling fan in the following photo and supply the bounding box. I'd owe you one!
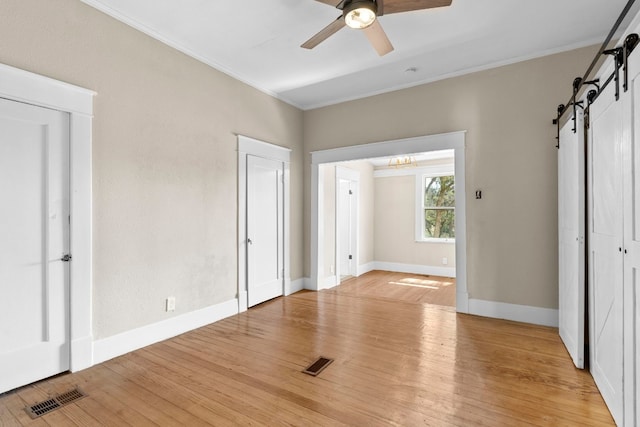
[301,0,453,56]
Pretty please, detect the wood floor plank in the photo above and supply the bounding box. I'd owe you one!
[2,391,49,427]
[133,346,349,426]
[0,270,614,426]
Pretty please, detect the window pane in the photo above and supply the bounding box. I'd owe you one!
[424,208,455,238]
[424,176,455,208]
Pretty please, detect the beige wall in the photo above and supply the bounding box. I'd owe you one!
[0,0,303,339]
[304,46,596,309]
[374,175,456,268]
[1,0,600,333]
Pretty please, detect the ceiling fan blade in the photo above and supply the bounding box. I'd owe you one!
[313,0,344,8]
[383,0,452,15]
[301,16,346,49]
[363,20,394,56]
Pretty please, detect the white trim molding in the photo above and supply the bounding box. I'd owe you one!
[237,135,291,312]
[357,262,376,277]
[414,165,455,243]
[310,131,468,313]
[286,278,306,295]
[374,262,456,278]
[468,299,559,327]
[0,62,95,372]
[322,275,339,290]
[93,299,238,365]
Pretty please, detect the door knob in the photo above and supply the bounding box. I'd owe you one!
[60,254,72,262]
[247,238,253,245]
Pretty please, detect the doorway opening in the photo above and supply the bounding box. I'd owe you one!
[310,132,468,313]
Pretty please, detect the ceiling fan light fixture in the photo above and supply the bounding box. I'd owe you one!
[344,1,377,29]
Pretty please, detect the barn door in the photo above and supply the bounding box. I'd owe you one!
[623,48,640,426]
[558,110,586,369]
[588,80,625,425]
[0,98,70,393]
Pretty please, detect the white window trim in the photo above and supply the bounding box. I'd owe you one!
[415,165,455,243]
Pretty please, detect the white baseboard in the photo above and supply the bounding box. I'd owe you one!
[92,298,239,365]
[357,261,376,276]
[277,278,554,328]
[456,292,470,314]
[286,278,305,295]
[468,299,559,327]
[374,261,456,278]
[70,335,93,372]
[238,291,248,313]
[303,277,315,290]
[321,275,338,290]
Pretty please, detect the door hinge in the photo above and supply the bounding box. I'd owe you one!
[348,255,352,260]
[349,190,353,195]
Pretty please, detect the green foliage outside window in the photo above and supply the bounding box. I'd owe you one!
[424,175,455,239]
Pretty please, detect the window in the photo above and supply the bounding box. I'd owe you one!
[420,175,455,241]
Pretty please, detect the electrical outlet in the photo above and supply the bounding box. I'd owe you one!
[166,296,176,312]
[442,257,448,265]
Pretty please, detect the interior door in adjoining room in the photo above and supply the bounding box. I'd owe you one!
[0,98,70,394]
[336,167,359,283]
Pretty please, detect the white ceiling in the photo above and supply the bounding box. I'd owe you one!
[81,0,630,110]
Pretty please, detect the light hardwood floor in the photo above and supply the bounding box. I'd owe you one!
[0,271,612,426]
[335,270,456,307]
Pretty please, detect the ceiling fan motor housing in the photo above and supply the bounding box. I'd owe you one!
[343,0,379,24]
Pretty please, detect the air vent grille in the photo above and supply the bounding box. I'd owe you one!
[302,356,333,376]
[25,388,86,419]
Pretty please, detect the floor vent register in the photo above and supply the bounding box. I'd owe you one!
[25,387,87,419]
[302,356,334,376]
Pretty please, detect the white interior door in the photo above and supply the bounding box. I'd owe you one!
[0,98,70,394]
[588,81,624,425]
[558,111,586,369]
[337,179,353,278]
[247,155,284,307]
[624,51,640,426]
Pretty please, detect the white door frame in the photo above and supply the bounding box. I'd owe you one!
[335,166,359,282]
[310,131,469,313]
[0,63,95,371]
[237,135,291,313]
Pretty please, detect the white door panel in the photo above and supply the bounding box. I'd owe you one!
[623,51,640,426]
[558,111,585,369]
[247,155,284,307]
[335,166,359,283]
[589,82,624,425]
[0,98,70,393]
